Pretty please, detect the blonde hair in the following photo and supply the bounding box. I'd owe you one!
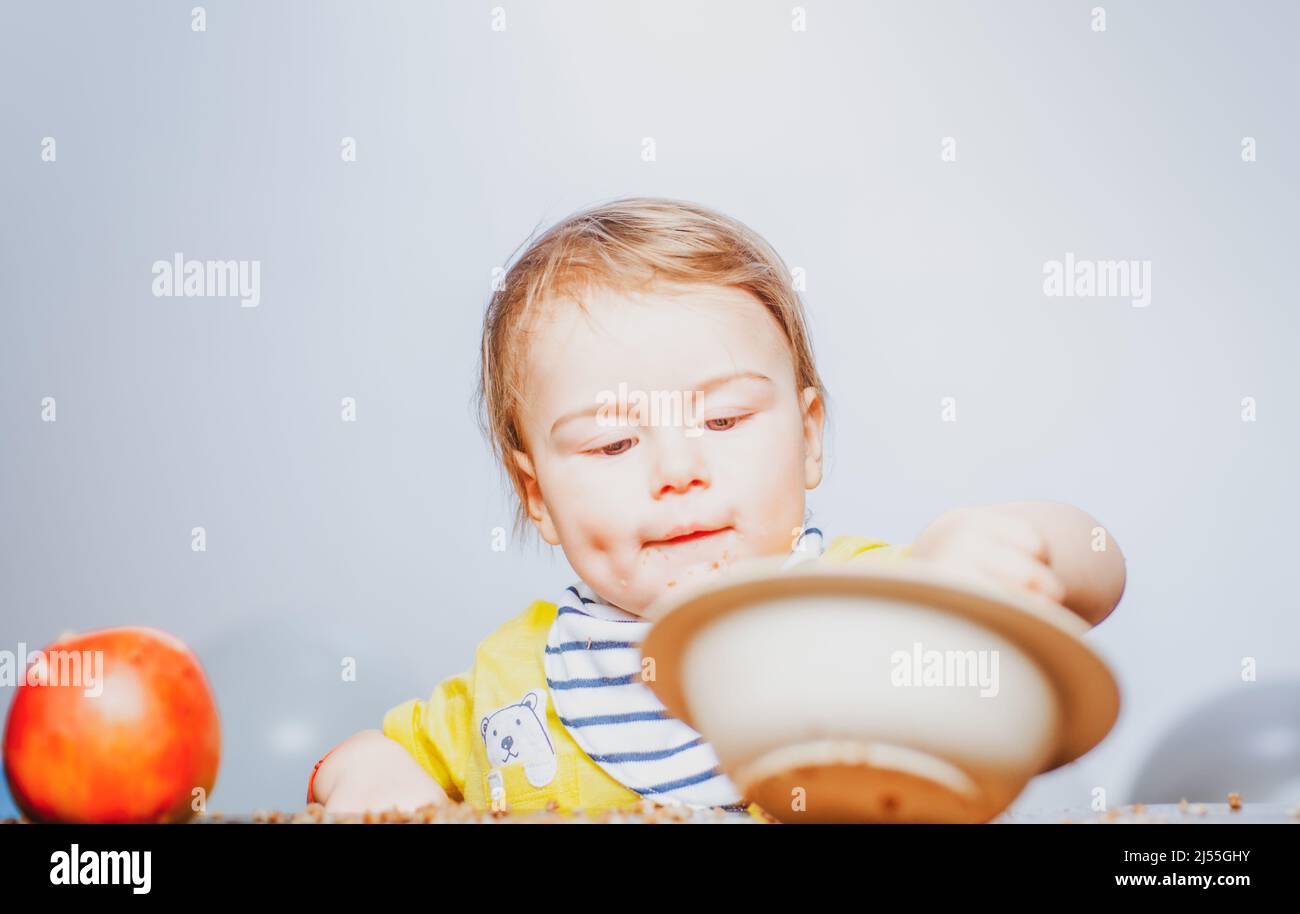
[476,196,829,542]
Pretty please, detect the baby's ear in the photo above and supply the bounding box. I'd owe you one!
[511,450,561,546]
[800,386,825,489]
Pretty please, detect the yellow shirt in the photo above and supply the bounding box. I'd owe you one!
[382,535,911,821]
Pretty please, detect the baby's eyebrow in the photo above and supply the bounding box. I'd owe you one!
[548,370,773,439]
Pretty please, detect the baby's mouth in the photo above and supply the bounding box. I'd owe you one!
[645,526,733,548]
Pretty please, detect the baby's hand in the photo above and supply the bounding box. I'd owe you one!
[910,505,1066,605]
[312,729,452,816]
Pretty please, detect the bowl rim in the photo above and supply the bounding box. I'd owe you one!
[640,557,1121,772]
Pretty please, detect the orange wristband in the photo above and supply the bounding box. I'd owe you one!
[307,746,339,806]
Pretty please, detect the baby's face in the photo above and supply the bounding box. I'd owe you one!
[512,281,825,617]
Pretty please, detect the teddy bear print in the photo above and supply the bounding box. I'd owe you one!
[480,690,557,788]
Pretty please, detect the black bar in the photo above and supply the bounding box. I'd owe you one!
[3,821,1288,897]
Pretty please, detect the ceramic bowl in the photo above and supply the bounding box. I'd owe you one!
[641,559,1120,823]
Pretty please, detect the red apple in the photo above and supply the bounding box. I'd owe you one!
[3,626,221,823]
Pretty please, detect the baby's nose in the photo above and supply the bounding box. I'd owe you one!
[501,735,514,750]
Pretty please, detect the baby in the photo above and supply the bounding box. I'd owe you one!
[307,197,1127,819]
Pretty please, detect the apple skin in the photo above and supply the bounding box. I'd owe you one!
[3,626,221,823]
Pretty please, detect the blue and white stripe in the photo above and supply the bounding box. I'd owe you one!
[543,526,824,812]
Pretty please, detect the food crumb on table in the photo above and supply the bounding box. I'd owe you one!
[201,798,768,824]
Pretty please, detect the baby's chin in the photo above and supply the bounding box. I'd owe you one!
[662,554,736,587]
[625,558,736,620]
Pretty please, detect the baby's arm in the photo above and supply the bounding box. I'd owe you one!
[911,500,1126,627]
[310,729,451,815]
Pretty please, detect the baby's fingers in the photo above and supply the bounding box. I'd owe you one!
[981,511,1051,564]
[978,549,1067,604]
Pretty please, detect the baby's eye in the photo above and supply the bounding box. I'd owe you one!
[704,415,746,431]
[589,438,635,457]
